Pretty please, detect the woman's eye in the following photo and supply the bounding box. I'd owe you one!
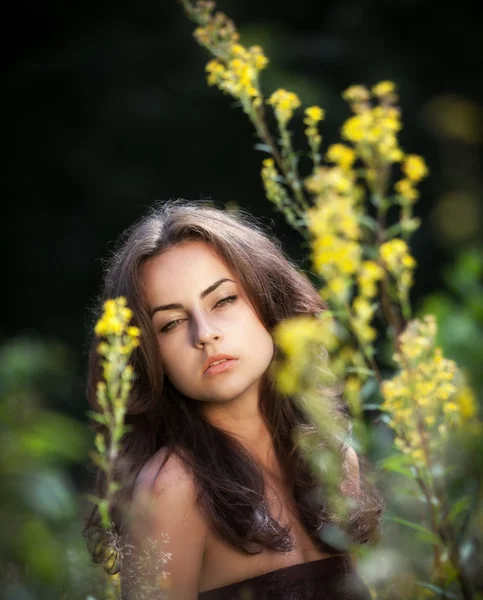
[215,295,238,308]
[160,319,183,333]
[160,296,237,334]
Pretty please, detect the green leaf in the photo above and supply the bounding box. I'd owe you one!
[386,516,440,545]
[360,377,380,402]
[83,493,103,507]
[385,223,403,238]
[89,451,108,471]
[358,215,379,232]
[448,495,471,523]
[254,143,273,154]
[95,433,106,454]
[86,410,107,426]
[346,367,376,378]
[378,454,415,479]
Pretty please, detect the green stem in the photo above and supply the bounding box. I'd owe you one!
[279,122,310,212]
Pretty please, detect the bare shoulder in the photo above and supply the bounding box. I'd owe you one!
[124,449,207,600]
[133,447,193,498]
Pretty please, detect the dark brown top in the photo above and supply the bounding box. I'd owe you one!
[198,555,372,600]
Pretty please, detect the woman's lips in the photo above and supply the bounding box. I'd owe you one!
[204,358,238,376]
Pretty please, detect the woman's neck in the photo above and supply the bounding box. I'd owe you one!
[203,397,276,470]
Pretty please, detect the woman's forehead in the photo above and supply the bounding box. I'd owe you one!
[142,241,238,302]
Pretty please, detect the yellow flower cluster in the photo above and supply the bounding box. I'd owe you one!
[371,80,397,99]
[306,164,362,303]
[95,297,141,356]
[349,261,384,345]
[261,158,286,210]
[273,314,339,396]
[357,260,385,298]
[326,144,356,171]
[341,82,403,165]
[379,239,416,305]
[205,43,268,108]
[381,316,473,467]
[267,89,301,125]
[351,297,378,344]
[304,106,325,163]
[454,384,479,420]
[394,154,429,203]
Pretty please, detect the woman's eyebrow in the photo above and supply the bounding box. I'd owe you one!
[150,278,236,318]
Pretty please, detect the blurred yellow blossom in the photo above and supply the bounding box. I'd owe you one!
[342,84,370,104]
[395,178,419,202]
[342,114,367,143]
[273,313,339,395]
[380,239,416,272]
[95,297,141,362]
[351,296,378,343]
[326,144,356,171]
[267,89,301,124]
[307,183,362,304]
[358,260,385,298]
[304,106,325,166]
[402,154,429,182]
[305,106,325,123]
[455,384,479,420]
[380,239,416,306]
[372,81,396,97]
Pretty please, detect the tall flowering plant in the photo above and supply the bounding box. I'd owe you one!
[181,1,482,598]
[87,297,141,531]
[87,299,172,599]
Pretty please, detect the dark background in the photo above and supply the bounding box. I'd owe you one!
[3,0,483,486]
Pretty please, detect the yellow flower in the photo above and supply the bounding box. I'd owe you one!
[402,155,428,182]
[342,115,365,143]
[380,315,472,469]
[127,326,141,338]
[205,59,226,86]
[379,239,416,304]
[327,277,348,298]
[231,43,248,57]
[395,178,419,202]
[326,144,356,171]
[380,239,413,273]
[358,260,384,298]
[251,50,268,70]
[95,297,140,340]
[345,376,362,417]
[267,89,301,124]
[372,81,396,97]
[342,85,370,104]
[304,106,325,123]
[456,385,478,420]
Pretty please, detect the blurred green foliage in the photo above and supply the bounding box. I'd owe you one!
[0,338,103,600]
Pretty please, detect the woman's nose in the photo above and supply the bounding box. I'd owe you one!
[193,313,222,347]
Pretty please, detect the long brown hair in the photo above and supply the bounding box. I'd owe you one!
[83,199,382,571]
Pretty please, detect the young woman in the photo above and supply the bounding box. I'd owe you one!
[84,200,382,599]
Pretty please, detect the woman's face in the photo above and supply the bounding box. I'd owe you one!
[142,240,275,405]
